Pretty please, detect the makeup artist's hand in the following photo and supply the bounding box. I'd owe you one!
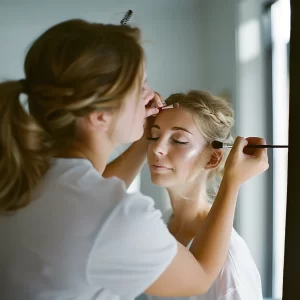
[223,136,269,186]
[145,91,165,118]
[143,92,165,137]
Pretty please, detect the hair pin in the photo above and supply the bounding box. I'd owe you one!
[120,10,133,25]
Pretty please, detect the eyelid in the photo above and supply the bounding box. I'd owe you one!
[172,133,189,141]
[146,137,159,141]
[146,136,189,145]
[150,128,159,135]
[172,139,189,145]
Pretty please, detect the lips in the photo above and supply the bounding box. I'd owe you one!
[151,164,173,171]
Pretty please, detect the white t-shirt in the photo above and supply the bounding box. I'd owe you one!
[138,210,263,300]
[0,158,177,300]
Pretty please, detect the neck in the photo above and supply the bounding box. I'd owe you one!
[166,176,211,240]
[56,133,114,175]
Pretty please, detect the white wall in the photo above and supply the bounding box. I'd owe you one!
[200,0,238,107]
[0,0,205,93]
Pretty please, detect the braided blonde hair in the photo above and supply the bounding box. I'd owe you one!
[0,19,144,212]
[165,90,234,202]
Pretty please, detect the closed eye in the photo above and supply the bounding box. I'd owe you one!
[146,137,159,141]
[146,137,189,145]
[173,140,189,145]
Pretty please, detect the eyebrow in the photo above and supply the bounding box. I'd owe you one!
[151,124,193,135]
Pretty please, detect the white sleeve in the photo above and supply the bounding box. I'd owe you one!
[86,192,178,299]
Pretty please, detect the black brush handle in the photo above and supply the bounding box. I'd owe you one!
[245,145,288,148]
[211,140,288,149]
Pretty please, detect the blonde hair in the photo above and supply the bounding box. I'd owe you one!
[0,19,145,212]
[165,90,234,202]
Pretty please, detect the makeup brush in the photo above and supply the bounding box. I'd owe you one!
[211,140,289,149]
[151,103,179,116]
[120,10,133,25]
[158,104,177,111]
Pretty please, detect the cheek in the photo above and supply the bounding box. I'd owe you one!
[177,144,202,162]
[173,146,203,174]
[147,144,153,158]
[135,96,145,117]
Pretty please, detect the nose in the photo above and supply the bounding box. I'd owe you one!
[143,84,155,105]
[152,139,168,156]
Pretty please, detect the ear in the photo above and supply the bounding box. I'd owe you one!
[86,111,113,132]
[204,149,223,170]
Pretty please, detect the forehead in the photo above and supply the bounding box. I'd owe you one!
[153,108,207,144]
[153,107,196,129]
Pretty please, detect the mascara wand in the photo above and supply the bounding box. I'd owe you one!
[211,140,289,149]
[120,10,133,25]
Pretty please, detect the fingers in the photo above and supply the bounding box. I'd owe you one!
[231,136,248,154]
[245,137,266,145]
[145,91,164,118]
[150,92,165,108]
[244,137,269,172]
[244,137,267,157]
[224,136,269,184]
[154,91,163,104]
[145,106,159,118]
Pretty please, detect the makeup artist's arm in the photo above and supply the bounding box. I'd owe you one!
[103,93,162,188]
[102,137,149,188]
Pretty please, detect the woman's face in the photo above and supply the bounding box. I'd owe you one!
[147,107,210,187]
[114,70,154,144]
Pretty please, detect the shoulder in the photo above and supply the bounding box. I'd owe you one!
[39,158,163,239]
[86,189,177,298]
[44,158,154,206]
[90,188,173,251]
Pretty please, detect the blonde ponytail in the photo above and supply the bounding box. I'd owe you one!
[0,81,50,212]
[0,19,144,212]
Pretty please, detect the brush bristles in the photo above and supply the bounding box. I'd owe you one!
[211,140,224,149]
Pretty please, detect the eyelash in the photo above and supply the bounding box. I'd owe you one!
[146,137,189,145]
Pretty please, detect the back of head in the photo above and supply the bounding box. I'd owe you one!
[0,19,144,212]
[165,90,234,202]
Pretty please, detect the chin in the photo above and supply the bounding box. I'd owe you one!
[150,173,174,187]
[133,125,145,141]
[123,127,144,144]
[136,127,144,140]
